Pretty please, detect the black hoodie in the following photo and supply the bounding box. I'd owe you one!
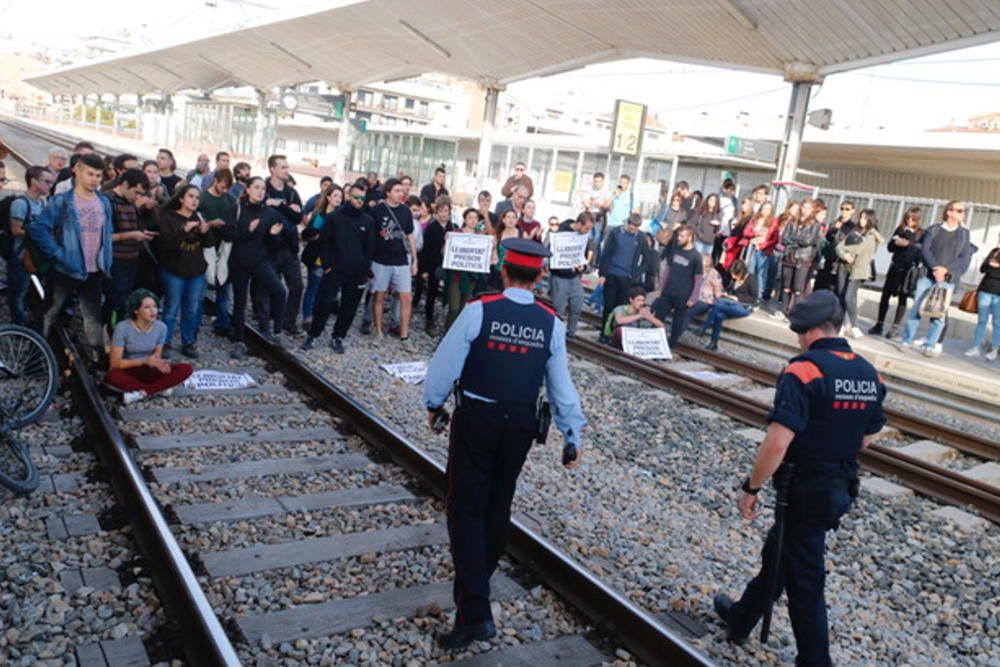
[319,202,376,280]
[223,201,284,269]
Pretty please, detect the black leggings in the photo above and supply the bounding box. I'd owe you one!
[231,261,286,342]
[781,262,812,312]
[875,266,910,327]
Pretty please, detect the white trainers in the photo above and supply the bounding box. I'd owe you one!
[987,349,998,362]
[850,327,864,339]
[161,387,174,397]
[921,343,943,358]
[964,346,981,358]
[123,390,147,406]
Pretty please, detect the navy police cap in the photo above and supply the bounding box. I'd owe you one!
[502,238,551,269]
[787,290,843,334]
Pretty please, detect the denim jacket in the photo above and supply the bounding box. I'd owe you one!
[28,189,114,280]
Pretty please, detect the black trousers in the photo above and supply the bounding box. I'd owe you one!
[231,261,286,342]
[307,271,365,340]
[728,521,831,666]
[601,275,632,334]
[446,399,535,625]
[253,250,303,329]
[424,272,443,327]
[875,266,909,328]
[655,294,688,345]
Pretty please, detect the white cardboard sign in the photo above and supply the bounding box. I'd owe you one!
[380,361,428,385]
[549,231,589,270]
[443,233,493,274]
[622,327,672,360]
[183,369,257,390]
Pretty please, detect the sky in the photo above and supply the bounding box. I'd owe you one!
[2,0,999,135]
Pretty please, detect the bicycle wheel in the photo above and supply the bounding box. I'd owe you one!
[0,325,59,428]
[0,427,39,495]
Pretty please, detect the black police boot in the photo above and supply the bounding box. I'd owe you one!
[436,620,496,650]
[713,594,749,645]
[867,323,883,336]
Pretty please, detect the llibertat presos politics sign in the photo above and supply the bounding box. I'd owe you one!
[622,327,672,360]
[443,233,493,274]
[549,232,590,270]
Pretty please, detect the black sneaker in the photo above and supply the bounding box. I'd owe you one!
[283,324,302,336]
[436,620,496,650]
[867,324,883,336]
[713,594,749,644]
[301,337,316,351]
[360,322,372,335]
[266,331,282,345]
[181,343,200,359]
[230,342,247,360]
[331,337,345,354]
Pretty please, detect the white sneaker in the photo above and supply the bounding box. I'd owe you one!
[161,387,174,397]
[986,349,998,362]
[850,327,864,339]
[769,310,787,321]
[964,346,981,358]
[914,338,927,348]
[123,390,147,406]
[921,344,943,358]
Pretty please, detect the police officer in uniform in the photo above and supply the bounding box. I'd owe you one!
[714,290,886,666]
[423,238,586,650]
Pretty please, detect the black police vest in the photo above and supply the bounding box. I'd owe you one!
[460,294,555,405]
[784,344,881,474]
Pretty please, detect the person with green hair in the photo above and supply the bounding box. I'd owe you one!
[105,288,193,405]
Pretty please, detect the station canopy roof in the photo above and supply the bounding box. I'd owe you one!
[26,0,1000,96]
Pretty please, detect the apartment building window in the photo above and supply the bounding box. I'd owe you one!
[419,101,429,117]
[383,95,399,110]
[405,98,415,110]
[357,90,374,106]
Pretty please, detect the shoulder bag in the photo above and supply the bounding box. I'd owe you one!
[958,289,978,314]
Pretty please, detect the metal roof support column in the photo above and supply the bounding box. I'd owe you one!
[76,95,84,125]
[475,85,501,187]
[93,94,101,131]
[332,88,353,182]
[112,94,120,135]
[668,155,679,195]
[253,90,267,169]
[775,71,818,208]
[136,95,144,141]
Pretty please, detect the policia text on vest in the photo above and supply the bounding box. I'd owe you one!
[422,238,586,651]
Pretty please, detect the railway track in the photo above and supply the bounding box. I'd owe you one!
[572,312,1000,524]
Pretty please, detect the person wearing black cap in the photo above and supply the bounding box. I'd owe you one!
[713,289,886,667]
[423,237,586,650]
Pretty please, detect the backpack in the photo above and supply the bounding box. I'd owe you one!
[0,194,26,261]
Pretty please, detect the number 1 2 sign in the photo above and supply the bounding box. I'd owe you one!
[611,99,647,157]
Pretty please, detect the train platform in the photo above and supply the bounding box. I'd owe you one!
[724,306,1000,407]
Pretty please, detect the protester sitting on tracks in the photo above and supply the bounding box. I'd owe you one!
[900,200,975,357]
[604,287,665,349]
[835,209,883,339]
[105,289,193,406]
[870,207,923,338]
[697,259,757,350]
[30,152,113,367]
[158,185,214,359]
[223,177,287,359]
[966,233,1000,361]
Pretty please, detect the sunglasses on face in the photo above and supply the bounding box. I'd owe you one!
[350,194,365,202]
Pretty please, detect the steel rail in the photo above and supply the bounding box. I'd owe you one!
[579,311,998,461]
[568,335,1000,524]
[242,325,715,667]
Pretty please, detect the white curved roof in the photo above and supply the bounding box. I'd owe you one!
[25,0,1000,95]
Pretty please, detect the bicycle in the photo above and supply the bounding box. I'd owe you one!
[0,324,59,495]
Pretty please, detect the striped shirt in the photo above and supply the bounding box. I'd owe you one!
[74,193,105,273]
[110,192,141,261]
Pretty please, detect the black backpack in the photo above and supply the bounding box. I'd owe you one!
[0,194,28,261]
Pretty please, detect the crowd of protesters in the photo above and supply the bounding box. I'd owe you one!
[0,144,995,406]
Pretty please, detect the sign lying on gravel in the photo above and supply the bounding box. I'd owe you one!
[183,370,257,391]
[548,232,590,270]
[622,327,672,360]
[380,361,427,385]
[443,233,493,274]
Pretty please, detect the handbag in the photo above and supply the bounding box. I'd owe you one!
[901,264,922,296]
[958,289,979,314]
[919,284,953,319]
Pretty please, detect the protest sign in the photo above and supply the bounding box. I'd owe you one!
[183,370,257,390]
[622,327,672,360]
[549,231,589,270]
[380,361,428,385]
[443,234,492,274]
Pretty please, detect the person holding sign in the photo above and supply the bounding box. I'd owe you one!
[424,237,585,650]
[549,212,594,336]
[444,206,491,329]
[603,287,665,350]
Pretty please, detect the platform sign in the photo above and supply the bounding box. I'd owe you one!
[611,99,646,157]
[725,136,778,162]
[622,327,672,360]
[549,232,589,270]
[443,233,493,274]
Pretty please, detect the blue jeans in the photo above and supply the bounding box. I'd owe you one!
[901,277,953,346]
[160,269,206,346]
[6,250,29,325]
[213,281,232,330]
[301,265,325,320]
[694,240,713,256]
[748,248,773,300]
[587,282,605,312]
[973,290,1000,349]
[699,299,752,345]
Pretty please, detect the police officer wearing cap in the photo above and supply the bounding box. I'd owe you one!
[714,290,886,666]
[424,237,586,650]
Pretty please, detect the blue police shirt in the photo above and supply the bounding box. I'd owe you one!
[424,287,586,446]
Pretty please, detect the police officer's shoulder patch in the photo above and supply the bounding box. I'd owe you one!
[784,360,823,384]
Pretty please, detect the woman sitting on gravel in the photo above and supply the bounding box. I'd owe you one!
[105,289,193,405]
[697,259,757,350]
